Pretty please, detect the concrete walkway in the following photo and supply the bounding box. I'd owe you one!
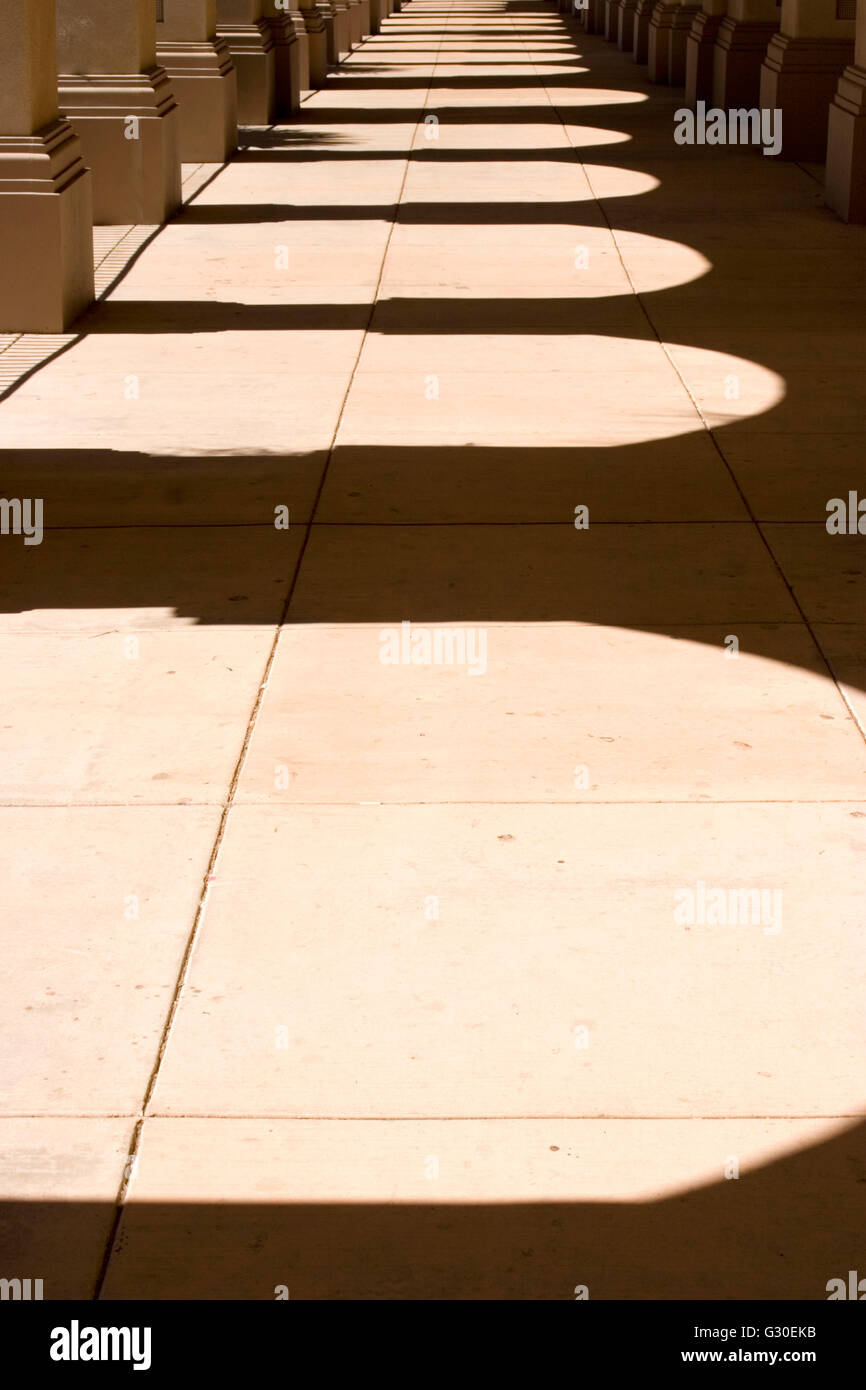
[1,0,865,1300]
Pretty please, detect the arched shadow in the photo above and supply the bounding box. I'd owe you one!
[2,1116,864,1298]
[0,0,864,1305]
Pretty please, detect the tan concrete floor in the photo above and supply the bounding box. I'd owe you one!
[1,0,865,1300]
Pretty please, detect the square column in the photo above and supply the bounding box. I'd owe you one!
[668,1,702,86]
[157,0,238,162]
[604,0,620,40]
[826,0,866,221]
[318,0,352,62]
[712,0,779,108]
[346,0,372,46]
[296,0,328,85]
[57,0,182,226]
[686,1,726,106]
[216,0,276,125]
[760,0,855,160]
[0,0,94,331]
[584,0,607,35]
[648,2,680,81]
[265,1,312,113]
[633,0,656,62]
[617,0,640,52]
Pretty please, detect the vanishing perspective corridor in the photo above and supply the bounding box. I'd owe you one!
[1,0,865,1300]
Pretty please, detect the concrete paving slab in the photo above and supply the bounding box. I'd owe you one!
[0,808,220,1112]
[236,620,864,803]
[150,803,866,1119]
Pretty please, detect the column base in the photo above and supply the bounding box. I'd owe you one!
[369,0,383,34]
[685,11,723,107]
[617,0,639,54]
[760,34,855,163]
[633,0,654,65]
[826,63,866,222]
[57,67,181,226]
[712,18,778,111]
[156,38,238,164]
[216,19,276,126]
[647,3,678,84]
[269,13,311,114]
[0,119,95,333]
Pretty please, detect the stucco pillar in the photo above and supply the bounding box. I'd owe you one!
[216,0,276,124]
[263,0,311,112]
[157,0,238,162]
[826,0,866,221]
[686,0,726,105]
[0,0,94,331]
[604,0,620,39]
[713,0,779,108]
[584,0,607,35]
[647,2,680,81]
[318,0,351,62]
[56,0,181,225]
[346,0,372,46]
[633,0,656,62]
[760,0,855,160]
[296,0,328,83]
[617,0,640,51]
[667,0,702,84]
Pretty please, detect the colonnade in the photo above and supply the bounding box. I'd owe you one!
[0,0,398,332]
[573,0,866,220]
[1,0,863,336]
